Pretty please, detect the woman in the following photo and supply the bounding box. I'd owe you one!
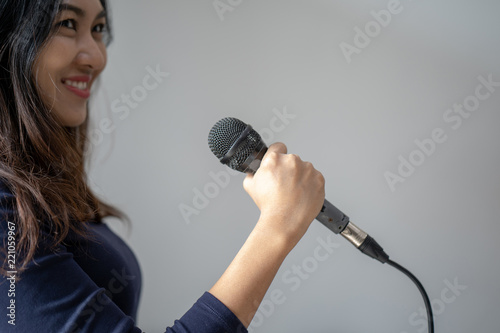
[0,0,325,332]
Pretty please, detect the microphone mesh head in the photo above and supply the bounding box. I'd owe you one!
[208,117,263,171]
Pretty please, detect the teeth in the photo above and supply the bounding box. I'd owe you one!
[64,80,88,90]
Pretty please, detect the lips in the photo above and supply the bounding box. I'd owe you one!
[62,76,92,99]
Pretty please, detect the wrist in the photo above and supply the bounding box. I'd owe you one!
[252,214,301,255]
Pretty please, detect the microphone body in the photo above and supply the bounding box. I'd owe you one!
[208,118,388,263]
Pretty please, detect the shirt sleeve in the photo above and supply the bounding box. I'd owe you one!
[166,292,248,333]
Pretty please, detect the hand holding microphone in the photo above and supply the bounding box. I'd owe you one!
[242,142,325,249]
[206,136,326,328]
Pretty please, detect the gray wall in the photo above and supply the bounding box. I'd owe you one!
[87,0,500,332]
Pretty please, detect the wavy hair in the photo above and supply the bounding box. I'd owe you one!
[0,0,124,276]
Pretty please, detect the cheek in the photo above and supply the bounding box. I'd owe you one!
[34,39,74,99]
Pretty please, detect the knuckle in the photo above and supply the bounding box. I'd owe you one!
[288,154,301,166]
[268,151,280,161]
[271,142,287,154]
[262,151,279,167]
[304,161,313,169]
[316,171,325,186]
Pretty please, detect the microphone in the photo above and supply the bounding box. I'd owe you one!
[208,117,389,263]
[208,117,435,333]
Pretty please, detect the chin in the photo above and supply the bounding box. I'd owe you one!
[57,110,88,128]
[65,117,87,128]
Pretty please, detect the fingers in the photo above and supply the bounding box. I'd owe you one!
[242,141,325,245]
[266,142,287,155]
[244,142,287,196]
[259,142,287,170]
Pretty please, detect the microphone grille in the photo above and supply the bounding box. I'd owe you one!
[208,117,263,171]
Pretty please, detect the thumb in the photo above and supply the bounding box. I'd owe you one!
[243,142,287,194]
[266,142,287,155]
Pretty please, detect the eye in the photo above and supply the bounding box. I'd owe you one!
[93,23,107,34]
[58,19,77,30]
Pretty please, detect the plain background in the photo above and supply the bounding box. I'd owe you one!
[87,0,500,332]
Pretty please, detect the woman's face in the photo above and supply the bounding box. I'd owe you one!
[34,0,108,127]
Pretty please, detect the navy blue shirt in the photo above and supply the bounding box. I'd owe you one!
[0,181,247,332]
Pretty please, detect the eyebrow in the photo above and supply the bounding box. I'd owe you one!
[58,4,107,20]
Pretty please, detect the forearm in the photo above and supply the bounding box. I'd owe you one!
[209,216,293,328]
[209,143,324,328]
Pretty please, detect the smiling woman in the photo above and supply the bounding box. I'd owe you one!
[0,0,327,332]
[0,0,116,278]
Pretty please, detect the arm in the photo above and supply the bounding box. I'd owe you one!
[209,143,325,327]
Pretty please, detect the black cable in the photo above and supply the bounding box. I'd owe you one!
[355,235,434,332]
[350,232,434,333]
[386,259,434,333]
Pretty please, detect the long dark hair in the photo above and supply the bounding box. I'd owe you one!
[0,0,124,276]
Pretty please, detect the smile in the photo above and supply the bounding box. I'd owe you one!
[62,77,91,99]
[64,80,88,90]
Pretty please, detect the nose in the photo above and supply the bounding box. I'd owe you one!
[74,33,107,72]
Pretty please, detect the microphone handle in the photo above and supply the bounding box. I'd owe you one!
[316,199,349,234]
